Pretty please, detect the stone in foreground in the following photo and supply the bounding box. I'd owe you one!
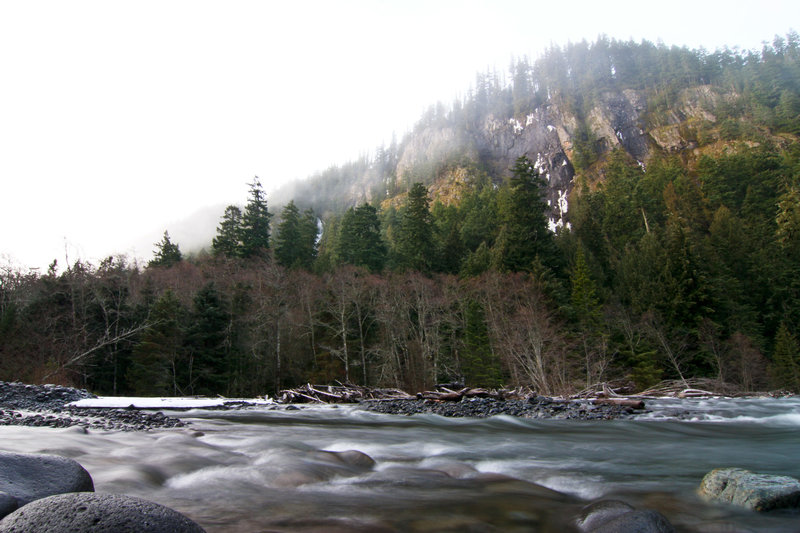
[0,451,94,517]
[576,499,675,532]
[0,492,205,533]
[698,467,800,511]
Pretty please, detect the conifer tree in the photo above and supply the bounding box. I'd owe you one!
[212,205,244,258]
[570,246,604,386]
[337,204,386,272]
[240,177,272,258]
[497,156,558,273]
[461,300,502,387]
[770,322,800,391]
[395,183,434,272]
[275,201,317,269]
[127,289,185,395]
[149,231,182,268]
[186,282,230,395]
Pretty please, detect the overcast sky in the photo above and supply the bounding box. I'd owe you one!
[2,0,798,270]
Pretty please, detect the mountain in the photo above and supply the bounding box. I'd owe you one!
[275,35,800,230]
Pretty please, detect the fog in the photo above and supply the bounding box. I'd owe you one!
[2,0,797,270]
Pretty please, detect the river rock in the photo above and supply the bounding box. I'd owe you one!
[576,500,674,532]
[698,467,800,511]
[0,492,206,533]
[0,451,94,516]
[0,494,16,520]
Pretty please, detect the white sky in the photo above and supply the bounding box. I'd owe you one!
[1,0,798,270]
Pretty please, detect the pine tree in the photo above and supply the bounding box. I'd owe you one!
[461,300,502,387]
[186,282,230,395]
[497,156,558,273]
[212,205,243,258]
[149,231,182,268]
[127,289,185,395]
[275,201,317,269]
[770,322,800,391]
[395,183,434,272]
[240,177,272,259]
[570,246,604,386]
[337,204,386,272]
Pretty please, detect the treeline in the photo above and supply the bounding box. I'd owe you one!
[2,141,800,396]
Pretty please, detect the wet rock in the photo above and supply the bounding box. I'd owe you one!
[576,500,635,530]
[576,500,674,532]
[0,451,94,515]
[362,396,645,420]
[0,494,16,521]
[327,449,376,470]
[698,468,800,511]
[0,381,186,431]
[0,492,205,533]
[590,510,675,532]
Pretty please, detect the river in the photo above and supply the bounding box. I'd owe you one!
[1,397,799,532]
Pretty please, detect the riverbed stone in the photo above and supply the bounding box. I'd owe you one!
[0,451,94,512]
[0,494,16,521]
[576,500,674,532]
[0,492,206,533]
[698,467,800,511]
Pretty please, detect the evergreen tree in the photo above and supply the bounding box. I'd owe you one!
[395,183,435,272]
[240,177,272,258]
[275,201,317,269]
[337,203,386,272]
[570,246,605,386]
[770,322,800,391]
[461,300,502,387]
[497,156,558,273]
[300,208,320,268]
[212,205,243,258]
[149,231,182,268]
[186,282,230,395]
[127,289,185,395]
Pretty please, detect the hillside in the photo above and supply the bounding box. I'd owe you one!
[278,35,800,228]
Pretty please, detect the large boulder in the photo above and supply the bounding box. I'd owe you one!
[0,451,94,517]
[576,499,675,532]
[698,468,800,511]
[0,492,205,532]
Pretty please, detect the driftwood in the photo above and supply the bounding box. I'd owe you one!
[592,398,646,409]
[276,377,768,406]
[277,383,413,404]
[416,387,503,401]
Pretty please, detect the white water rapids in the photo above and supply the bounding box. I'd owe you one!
[1,397,799,532]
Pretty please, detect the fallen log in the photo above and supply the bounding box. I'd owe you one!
[592,398,646,409]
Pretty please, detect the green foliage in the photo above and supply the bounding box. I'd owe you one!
[769,322,800,391]
[212,205,244,258]
[186,282,230,395]
[496,156,558,273]
[127,289,184,396]
[240,177,272,258]
[149,231,182,268]
[337,204,387,272]
[395,183,435,272]
[275,201,318,270]
[461,300,502,388]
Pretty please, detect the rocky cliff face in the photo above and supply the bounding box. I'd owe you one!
[392,85,735,228]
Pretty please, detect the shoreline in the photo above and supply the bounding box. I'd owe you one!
[1,381,794,432]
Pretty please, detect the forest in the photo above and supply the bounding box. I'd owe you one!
[1,34,800,397]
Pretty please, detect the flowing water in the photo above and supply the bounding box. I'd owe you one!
[1,398,799,532]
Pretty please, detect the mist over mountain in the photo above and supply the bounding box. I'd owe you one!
[273,34,800,228]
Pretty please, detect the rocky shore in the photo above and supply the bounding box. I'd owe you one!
[0,382,185,431]
[362,396,647,419]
